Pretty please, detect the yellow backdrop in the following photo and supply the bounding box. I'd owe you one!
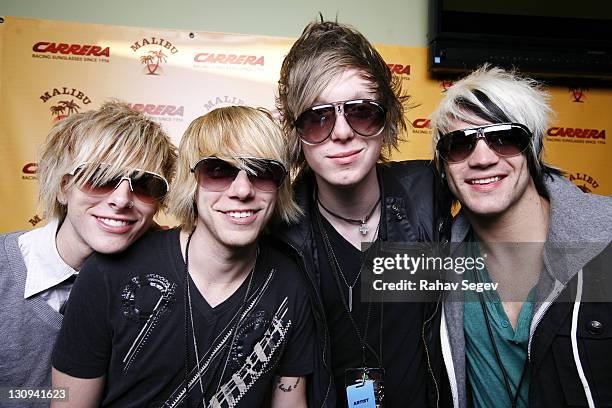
[1,17,610,231]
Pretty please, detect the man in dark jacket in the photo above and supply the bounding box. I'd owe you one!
[276,19,451,407]
[431,66,612,407]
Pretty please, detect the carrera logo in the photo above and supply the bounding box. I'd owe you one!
[40,87,92,121]
[569,87,588,103]
[22,162,38,180]
[546,127,606,145]
[130,37,179,76]
[127,104,184,116]
[127,104,184,122]
[547,127,605,139]
[203,96,246,112]
[412,118,431,129]
[569,173,599,193]
[194,53,264,66]
[387,64,411,75]
[32,42,110,57]
[22,163,38,174]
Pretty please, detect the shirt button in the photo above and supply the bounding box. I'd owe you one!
[501,321,509,328]
[391,204,399,211]
[396,213,403,220]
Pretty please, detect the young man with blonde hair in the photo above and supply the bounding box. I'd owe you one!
[0,101,176,395]
[52,106,315,407]
[276,19,451,407]
[432,66,611,407]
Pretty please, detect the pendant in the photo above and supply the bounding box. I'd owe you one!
[359,222,369,235]
[348,286,353,312]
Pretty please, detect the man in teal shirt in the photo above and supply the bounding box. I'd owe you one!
[431,66,611,407]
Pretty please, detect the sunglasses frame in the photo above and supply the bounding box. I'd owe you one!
[294,99,387,145]
[190,156,288,192]
[68,162,169,202]
[437,123,532,163]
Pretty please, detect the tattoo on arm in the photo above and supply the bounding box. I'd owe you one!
[275,376,300,392]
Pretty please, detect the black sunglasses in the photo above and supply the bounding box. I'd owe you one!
[191,157,287,192]
[294,99,387,145]
[437,123,531,163]
[68,162,169,203]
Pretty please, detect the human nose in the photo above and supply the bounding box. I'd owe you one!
[107,179,135,209]
[226,170,255,199]
[467,139,499,168]
[329,104,354,142]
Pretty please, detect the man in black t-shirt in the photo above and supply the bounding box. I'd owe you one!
[52,107,314,407]
[275,20,452,407]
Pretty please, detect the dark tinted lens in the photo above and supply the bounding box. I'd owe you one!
[344,101,386,136]
[295,106,335,144]
[249,161,286,192]
[130,173,168,202]
[485,128,529,157]
[195,159,239,191]
[77,165,119,195]
[440,131,476,162]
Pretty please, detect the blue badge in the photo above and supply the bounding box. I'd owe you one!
[346,379,376,408]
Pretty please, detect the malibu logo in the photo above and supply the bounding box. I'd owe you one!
[32,41,110,63]
[569,173,599,193]
[387,63,411,76]
[127,103,184,122]
[203,96,246,112]
[130,37,179,76]
[40,87,92,121]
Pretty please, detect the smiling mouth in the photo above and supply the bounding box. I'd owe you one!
[469,176,502,185]
[97,217,135,227]
[225,210,255,219]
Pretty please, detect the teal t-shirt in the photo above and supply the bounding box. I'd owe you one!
[464,241,534,408]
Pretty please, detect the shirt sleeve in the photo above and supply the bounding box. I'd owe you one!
[52,255,112,378]
[275,286,316,377]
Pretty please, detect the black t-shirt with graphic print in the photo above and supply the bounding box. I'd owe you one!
[52,228,314,407]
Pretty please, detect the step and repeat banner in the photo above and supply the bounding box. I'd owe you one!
[1,16,610,232]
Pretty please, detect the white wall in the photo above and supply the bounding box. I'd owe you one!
[2,0,429,46]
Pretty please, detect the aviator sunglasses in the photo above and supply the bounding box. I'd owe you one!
[68,162,169,203]
[191,157,287,192]
[436,123,532,163]
[294,99,387,145]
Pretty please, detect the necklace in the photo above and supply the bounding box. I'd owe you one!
[316,193,381,235]
[316,209,383,368]
[183,228,256,406]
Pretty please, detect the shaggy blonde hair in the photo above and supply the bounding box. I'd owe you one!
[38,101,177,220]
[430,65,561,196]
[169,106,301,231]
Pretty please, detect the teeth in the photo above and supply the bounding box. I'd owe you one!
[471,176,501,185]
[98,217,130,227]
[227,211,253,219]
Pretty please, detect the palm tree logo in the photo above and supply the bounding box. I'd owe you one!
[140,49,167,75]
[49,99,81,121]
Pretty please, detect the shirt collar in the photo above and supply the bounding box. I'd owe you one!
[19,219,77,299]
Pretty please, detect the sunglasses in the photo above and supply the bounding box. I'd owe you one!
[191,157,287,192]
[294,99,387,145]
[68,162,169,203]
[437,123,531,163]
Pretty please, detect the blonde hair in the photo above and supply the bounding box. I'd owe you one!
[38,101,177,220]
[169,106,301,231]
[430,65,561,197]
